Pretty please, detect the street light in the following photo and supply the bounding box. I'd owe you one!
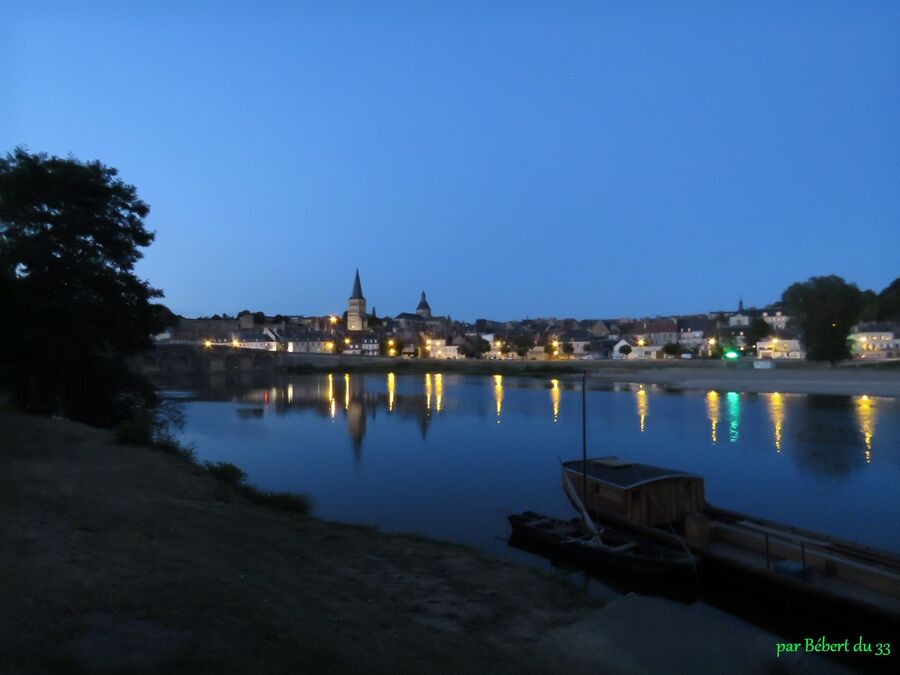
[204,339,212,348]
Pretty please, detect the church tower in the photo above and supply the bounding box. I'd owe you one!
[416,291,432,319]
[347,269,366,331]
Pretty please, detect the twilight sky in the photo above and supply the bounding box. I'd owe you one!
[2,2,898,320]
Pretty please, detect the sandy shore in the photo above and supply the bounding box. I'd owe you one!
[0,410,854,674]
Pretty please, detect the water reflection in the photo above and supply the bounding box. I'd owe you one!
[550,379,560,423]
[855,395,876,463]
[175,373,900,556]
[435,373,443,413]
[387,372,395,412]
[766,392,785,452]
[636,386,648,433]
[706,391,720,444]
[726,392,740,444]
[344,373,350,410]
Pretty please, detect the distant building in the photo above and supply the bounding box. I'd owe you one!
[850,324,897,358]
[274,329,334,354]
[347,269,367,332]
[612,339,663,360]
[416,291,432,319]
[756,338,804,360]
[761,310,790,331]
[231,328,279,351]
[345,332,379,356]
[428,338,463,359]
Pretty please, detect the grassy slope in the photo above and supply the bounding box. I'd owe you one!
[0,410,601,675]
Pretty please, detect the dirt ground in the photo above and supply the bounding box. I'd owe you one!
[0,409,609,674]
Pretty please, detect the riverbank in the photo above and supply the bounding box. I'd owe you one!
[282,357,900,397]
[0,410,852,674]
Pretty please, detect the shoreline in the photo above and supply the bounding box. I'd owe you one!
[0,409,855,674]
[271,357,897,397]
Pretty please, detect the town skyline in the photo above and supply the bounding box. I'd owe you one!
[169,266,889,326]
[4,3,898,319]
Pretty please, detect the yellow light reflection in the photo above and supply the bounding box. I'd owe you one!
[327,373,334,403]
[330,398,336,419]
[425,373,432,411]
[344,373,350,410]
[855,395,876,463]
[287,384,294,405]
[636,386,648,433]
[766,392,784,452]
[387,372,395,412]
[493,374,503,421]
[435,373,443,413]
[550,379,560,422]
[706,391,720,444]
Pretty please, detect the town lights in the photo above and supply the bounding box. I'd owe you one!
[325,342,334,351]
[638,339,646,346]
[231,339,240,348]
[708,338,716,345]
[344,337,350,345]
[204,340,212,348]
[329,316,338,324]
[388,339,395,346]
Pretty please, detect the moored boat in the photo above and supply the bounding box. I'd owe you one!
[561,457,900,622]
[507,510,698,576]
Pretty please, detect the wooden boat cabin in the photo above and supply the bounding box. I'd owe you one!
[562,457,705,528]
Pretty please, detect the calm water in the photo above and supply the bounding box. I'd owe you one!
[173,373,900,560]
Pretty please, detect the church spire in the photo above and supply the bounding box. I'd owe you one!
[349,268,364,300]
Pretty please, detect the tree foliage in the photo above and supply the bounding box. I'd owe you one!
[878,277,900,320]
[662,342,681,357]
[513,334,535,359]
[746,317,771,349]
[781,275,863,364]
[0,148,163,425]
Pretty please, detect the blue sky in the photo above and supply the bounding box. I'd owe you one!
[2,2,898,320]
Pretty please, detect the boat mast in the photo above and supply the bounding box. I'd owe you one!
[581,371,587,508]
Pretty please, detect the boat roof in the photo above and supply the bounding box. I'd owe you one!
[562,457,701,490]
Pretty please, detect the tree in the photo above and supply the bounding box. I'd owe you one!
[618,344,632,356]
[476,338,491,358]
[662,342,681,357]
[859,290,880,323]
[562,341,574,356]
[513,334,535,359]
[746,317,771,350]
[878,277,900,320]
[0,148,164,425]
[781,275,864,364]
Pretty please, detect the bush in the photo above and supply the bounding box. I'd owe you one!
[205,460,312,514]
[242,487,311,514]
[115,400,188,456]
[205,461,247,486]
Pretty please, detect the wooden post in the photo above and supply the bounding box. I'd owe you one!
[581,372,588,510]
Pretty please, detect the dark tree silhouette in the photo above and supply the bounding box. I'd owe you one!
[0,148,164,425]
[745,317,771,350]
[782,275,863,364]
[878,277,900,320]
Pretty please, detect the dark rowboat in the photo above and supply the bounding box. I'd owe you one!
[508,510,697,576]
